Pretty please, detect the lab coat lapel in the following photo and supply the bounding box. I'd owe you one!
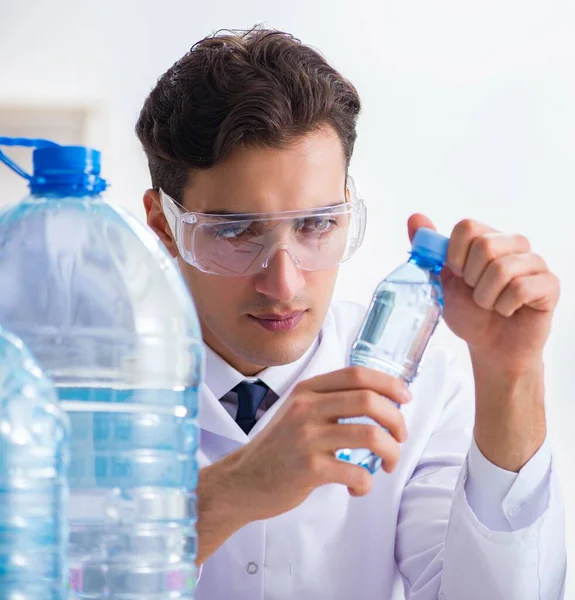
[198,381,249,445]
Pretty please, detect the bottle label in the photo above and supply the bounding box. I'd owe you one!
[68,567,195,593]
[69,568,83,591]
[166,569,196,592]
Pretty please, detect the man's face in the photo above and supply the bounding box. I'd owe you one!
[146,127,347,375]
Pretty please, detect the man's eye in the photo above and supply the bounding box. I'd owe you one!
[214,224,251,239]
[294,217,338,234]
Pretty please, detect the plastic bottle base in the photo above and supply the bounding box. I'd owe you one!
[336,448,382,475]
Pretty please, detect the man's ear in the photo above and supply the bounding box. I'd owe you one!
[143,189,178,257]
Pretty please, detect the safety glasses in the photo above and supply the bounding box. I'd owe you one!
[160,177,366,276]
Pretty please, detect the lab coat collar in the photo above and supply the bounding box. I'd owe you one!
[204,334,318,400]
[199,307,345,444]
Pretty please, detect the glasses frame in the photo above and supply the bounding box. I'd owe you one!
[160,176,367,276]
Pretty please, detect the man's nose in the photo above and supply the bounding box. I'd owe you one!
[253,245,306,303]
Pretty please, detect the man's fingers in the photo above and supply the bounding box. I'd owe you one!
[493,272,560,317]
[472,253,548,310]
[301,366,411,404]
[313,392,407,442]
[323,458,374,496]
[462,233,532,287]
[447,219,496,277]
[318,423,403,468]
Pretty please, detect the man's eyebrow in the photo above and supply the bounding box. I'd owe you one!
[199,201,347,217]
[202,209,244,216]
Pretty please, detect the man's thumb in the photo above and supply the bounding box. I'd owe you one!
[407,213,437,244]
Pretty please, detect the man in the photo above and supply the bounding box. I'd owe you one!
[136,28,566,599]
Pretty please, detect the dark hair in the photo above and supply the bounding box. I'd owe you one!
[135,27,361,202]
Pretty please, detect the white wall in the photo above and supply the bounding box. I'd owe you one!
[1,0,575,593]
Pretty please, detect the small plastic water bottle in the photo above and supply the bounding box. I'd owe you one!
[337,228,449,474]
[0,326,69,599]
[0,138,203,598]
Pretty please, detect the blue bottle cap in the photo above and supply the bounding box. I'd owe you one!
[33,146,101,177]
[411,227,449,266]
[31,145,107,195]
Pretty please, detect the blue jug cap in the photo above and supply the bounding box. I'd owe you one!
[34,146,101,176]
[31,145,107,195]
[411,228,449,266]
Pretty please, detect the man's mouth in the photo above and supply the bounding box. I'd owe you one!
[248,310,306,332]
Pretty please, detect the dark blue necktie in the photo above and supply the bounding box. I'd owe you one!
[233,380,269,434]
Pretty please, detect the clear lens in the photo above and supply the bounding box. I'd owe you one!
[187,207,355,276]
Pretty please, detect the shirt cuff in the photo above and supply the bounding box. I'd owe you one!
[464,436,552,532]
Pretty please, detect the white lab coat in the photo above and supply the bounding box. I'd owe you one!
[196,301,566,600]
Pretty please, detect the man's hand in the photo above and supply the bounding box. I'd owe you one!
[408,214,559,374]
[408,213,560,472]
[196,366,410,565]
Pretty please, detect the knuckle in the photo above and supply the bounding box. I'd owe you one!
[491,256,510,280]
[532,253,549,273]
[289,393,312,419]
[292,381,304,394]
[476,234,497,260]
[391,378,407,402]
[290,383,305,402]
[358,389,377,413]
[514,233,531,250]
[292,380,312,396]
[472,287,490,310]
[290,394,308,412]
[509,276,525,297]
[361,425,381,448]
[303,452,323,476]
[455,218,476,237]
[347,365,367,387]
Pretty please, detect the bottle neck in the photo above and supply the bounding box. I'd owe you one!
[30,170,107,197]
[408,251,444,274]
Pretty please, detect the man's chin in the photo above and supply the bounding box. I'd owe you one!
[239,331,316,367]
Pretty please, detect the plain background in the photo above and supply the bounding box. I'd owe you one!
[1,0,574,594]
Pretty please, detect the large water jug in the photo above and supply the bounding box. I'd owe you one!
[0,137,203,598]
[0,326,69,599]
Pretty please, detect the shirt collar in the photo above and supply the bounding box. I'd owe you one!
[205,335,320,400]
